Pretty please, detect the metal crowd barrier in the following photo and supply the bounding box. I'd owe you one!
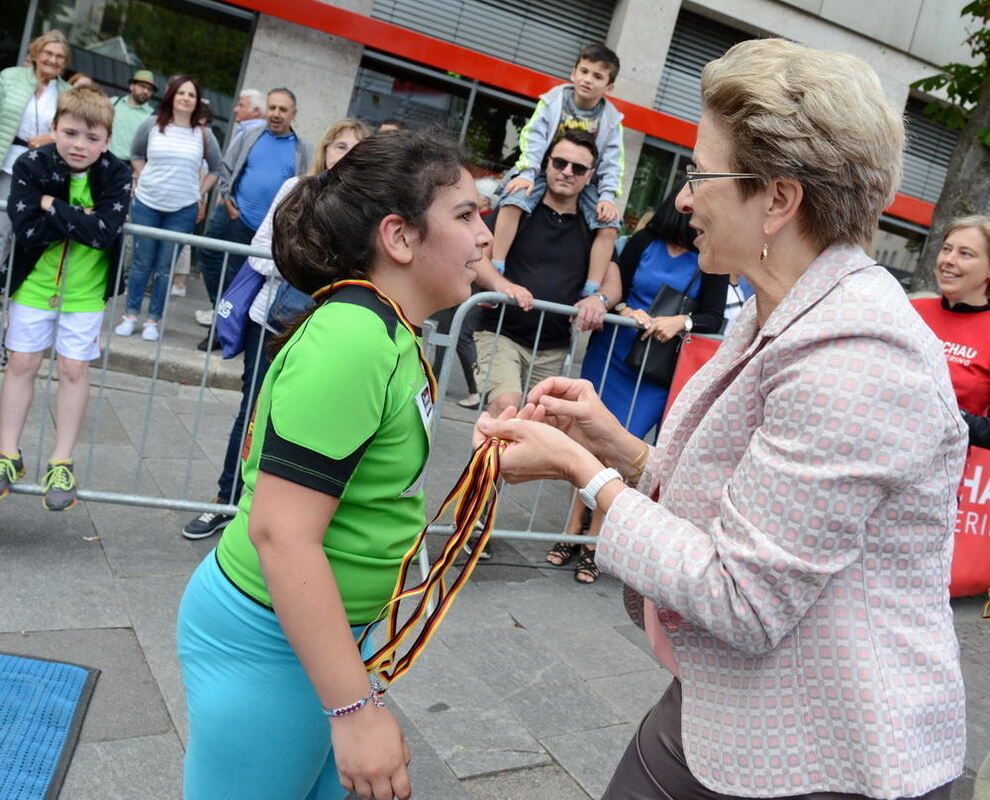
[423,292,717,550]
[1,196,710,556]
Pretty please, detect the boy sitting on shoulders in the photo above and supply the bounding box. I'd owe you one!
[0,85,131,510]
[492,43,624,307]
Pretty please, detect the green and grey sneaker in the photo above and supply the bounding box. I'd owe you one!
[0,451,26,499]
[42,460,78,511]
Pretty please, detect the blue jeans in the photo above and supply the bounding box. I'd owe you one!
[198,205,257,305]
[126,196,198,320]
[218,319,272,504]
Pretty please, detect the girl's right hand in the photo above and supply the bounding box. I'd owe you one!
[331,706,412,800]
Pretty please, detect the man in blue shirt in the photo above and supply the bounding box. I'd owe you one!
[195,88,312,346]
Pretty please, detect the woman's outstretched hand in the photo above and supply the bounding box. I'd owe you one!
[474,403,603,485]
[525,377,625,459]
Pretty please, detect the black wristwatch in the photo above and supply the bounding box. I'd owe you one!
[595,293,609,307]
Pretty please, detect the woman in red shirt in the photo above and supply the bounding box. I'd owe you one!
[912,215,990,447]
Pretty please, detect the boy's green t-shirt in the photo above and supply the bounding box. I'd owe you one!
[216,286,433,625]
[12,172,110,312]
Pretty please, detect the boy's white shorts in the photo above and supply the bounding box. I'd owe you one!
[4,301,104,362]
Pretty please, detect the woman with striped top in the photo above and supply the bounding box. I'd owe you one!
[114,75,221,341]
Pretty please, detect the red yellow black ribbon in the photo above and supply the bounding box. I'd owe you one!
[358,434,506,685]
[311,279,500,686]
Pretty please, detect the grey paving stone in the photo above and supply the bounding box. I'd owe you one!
[463,764,591,800]
[96,369,181,397]
[85,503,199,579]
[0,627,172,742]
[104,394,211,461]
[65,390,131,448]
[390,640,550,778]
[173,382,240,406]
[0,502,130,631]
[615,621,656,660]
[71,443,166,499]
[118,574,194,745]
[539,623,658,681]
[476,573,629,634]
[417,580,521,635]
[140,455,224,505]
[61,732,184,800]
[442,627,624,738]
[585,669,671,726]
[388,703,477,797]
[541,722,637,800]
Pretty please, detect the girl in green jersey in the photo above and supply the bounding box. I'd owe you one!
[178,130,492,800]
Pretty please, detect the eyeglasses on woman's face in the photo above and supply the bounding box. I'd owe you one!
[684,165,760,194]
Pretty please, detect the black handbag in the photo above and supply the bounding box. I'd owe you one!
[623,270,701,388]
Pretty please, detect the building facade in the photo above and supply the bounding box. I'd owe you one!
[10,0,972,282]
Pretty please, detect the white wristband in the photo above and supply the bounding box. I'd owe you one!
[578,467,622,510]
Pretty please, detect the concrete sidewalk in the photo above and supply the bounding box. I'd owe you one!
[1,274,988,798]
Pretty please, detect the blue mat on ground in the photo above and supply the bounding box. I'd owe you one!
[0,653,99,800]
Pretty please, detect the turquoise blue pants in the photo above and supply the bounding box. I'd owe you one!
[177,552,374,800]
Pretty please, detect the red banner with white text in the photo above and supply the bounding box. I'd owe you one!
[950,446,990,597]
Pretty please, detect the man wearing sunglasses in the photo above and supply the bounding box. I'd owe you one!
[472,130,616,421]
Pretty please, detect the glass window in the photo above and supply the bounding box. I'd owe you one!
[462,89,534,177]
[622,142,690,232]
[872,218,927,289]
[29,0,252,134]
[1,0,31,69]
[349,59,469,134]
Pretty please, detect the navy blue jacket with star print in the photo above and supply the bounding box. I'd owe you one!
[6,143,132,300]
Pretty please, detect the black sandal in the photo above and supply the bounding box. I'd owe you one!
[574,546,600,584]
[546,541,579,566]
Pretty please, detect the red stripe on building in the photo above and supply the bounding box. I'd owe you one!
[230,0,936,228]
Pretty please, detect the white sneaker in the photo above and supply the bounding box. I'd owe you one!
[114,316,136,336]
[170,284,186,297]
[458,393,482,409]
[194,309,214,327]
[141,322,160,341]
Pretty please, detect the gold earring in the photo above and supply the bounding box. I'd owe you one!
[760,242,768,262]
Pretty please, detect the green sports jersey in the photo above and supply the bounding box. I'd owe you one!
[216,284,433,624]
[12,173,110,312]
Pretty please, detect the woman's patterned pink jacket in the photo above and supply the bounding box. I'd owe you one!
[598,243,968,798]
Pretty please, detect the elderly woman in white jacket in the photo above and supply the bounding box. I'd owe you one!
[476,38,966,800]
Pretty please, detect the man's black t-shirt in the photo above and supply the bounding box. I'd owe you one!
[480,202,592,349]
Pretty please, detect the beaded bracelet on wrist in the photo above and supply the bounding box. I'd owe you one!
[323,677,387,718]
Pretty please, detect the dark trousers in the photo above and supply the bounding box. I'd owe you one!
[602,679,952,800]
[217,320,272,504]
[198,205,257,305]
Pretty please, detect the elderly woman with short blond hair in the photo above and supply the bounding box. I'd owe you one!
[477,38,967,799]
[0,30,72,265]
